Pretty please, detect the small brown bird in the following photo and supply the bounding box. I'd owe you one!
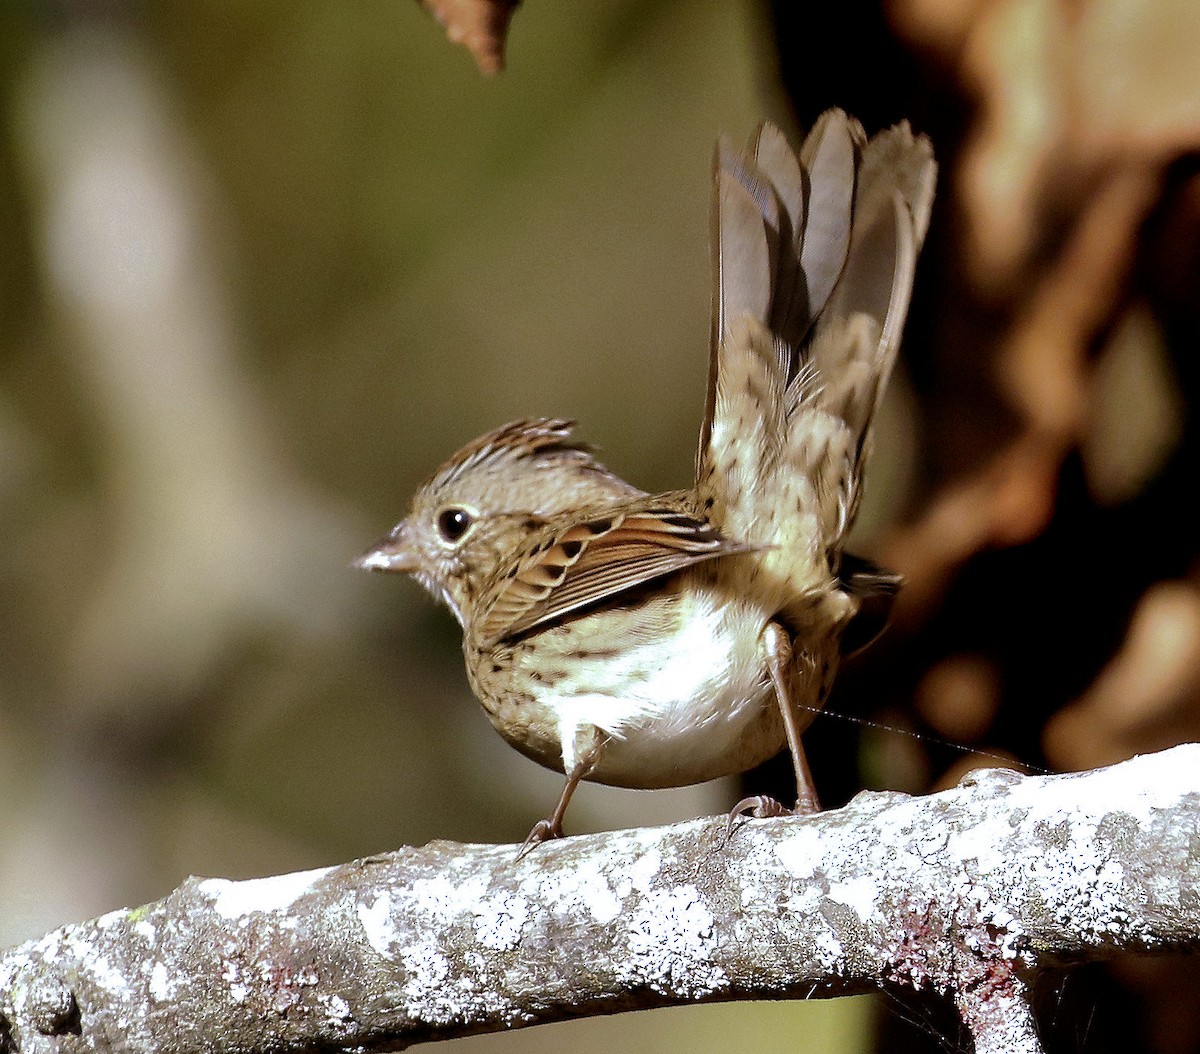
[358,111,936,849]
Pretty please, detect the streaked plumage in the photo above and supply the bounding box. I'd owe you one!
[358,111,936,848]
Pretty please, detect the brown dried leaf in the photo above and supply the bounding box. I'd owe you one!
[419,0,519,76]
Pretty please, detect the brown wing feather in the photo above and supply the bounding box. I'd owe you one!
[474,504,754,647]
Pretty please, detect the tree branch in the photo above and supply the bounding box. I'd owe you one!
[2,746,1198,1053]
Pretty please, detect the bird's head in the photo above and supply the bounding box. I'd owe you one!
[355,418,642,624]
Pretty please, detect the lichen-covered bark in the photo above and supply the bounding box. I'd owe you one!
[1,746,1198,1054]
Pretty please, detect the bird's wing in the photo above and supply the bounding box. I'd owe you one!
[473,498,753,648]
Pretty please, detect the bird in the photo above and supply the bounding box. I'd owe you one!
[356,110,936,851]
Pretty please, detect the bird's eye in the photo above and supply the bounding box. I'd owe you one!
[436,507,475,544]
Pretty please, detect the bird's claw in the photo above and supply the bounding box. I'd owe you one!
[515,817,562,860]
[725,789,826,837]
[726,795,792,836]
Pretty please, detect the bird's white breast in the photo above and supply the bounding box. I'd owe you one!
[530,585,784,789]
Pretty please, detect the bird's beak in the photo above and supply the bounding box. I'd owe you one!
[354,523,420,574]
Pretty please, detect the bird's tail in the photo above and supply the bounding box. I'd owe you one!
[696,111,935,605]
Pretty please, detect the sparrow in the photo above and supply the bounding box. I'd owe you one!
[357,110,936,850]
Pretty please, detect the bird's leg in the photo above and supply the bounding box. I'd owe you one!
[768,622,822,815]
[517,768,585,859]
[730,621,821,826]
[517,725,604,859]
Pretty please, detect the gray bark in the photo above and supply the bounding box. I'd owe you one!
[2,745,1198,1054]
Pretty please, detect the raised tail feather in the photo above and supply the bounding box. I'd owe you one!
[697,111,935,599]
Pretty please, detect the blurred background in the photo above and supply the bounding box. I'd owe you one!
[1,0,1199,1051]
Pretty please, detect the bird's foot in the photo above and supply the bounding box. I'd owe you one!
[726,795,790,837]
[731,794,792,820]
[515,817,563,860]
[793,783,821,816]
[726,790,822,837]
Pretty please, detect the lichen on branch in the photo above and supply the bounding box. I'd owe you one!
[1,746,1198,1054]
